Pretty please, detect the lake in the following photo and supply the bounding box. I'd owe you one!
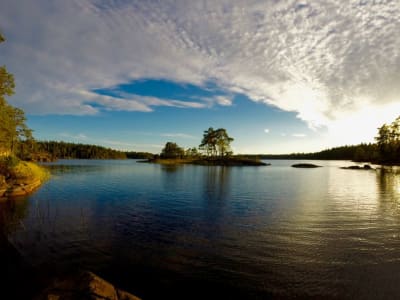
[1,159,400,299]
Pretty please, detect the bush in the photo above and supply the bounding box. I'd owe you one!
[1,155,18,170]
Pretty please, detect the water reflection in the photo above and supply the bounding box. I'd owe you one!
[3,160,400,299]
[203,166,231,202]
[377,167,400,200]
[0,197,29,236]
[160,164,182,173]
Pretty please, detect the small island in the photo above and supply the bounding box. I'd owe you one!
[143,128,269,166]
[147,157,269,166]
[291,163,322,168]
[341,164,374,170]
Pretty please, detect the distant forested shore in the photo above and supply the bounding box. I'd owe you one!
[31,140,399,165]
[34,141,153,160]
[247,144,379,162]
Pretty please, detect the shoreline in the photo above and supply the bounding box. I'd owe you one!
[0,161,49,201]
[142,157,269,166]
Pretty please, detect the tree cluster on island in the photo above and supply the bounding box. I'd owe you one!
[159,127,234,159]
[156,128,268,166]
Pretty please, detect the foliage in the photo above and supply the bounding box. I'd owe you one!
[160,142,185,159]
[375,116,400,163]
[125,151,154,159]
[199,127,234,157]
[9,161,49,181]
[0,155,20,169]
[0,33,33,155]
[185,147,200,158]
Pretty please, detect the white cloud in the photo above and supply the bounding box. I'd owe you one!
[1,0,400,143]
[100,139,162,151]
[264,129,270,133]
[161,133,196,139]
[214,95,233,106]
[59,132,88,140]
[292,133,307,138]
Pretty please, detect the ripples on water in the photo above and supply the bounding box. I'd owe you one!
[1,160,400,299]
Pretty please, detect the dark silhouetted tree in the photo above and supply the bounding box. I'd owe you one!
[160,142,185,158]
[199,127,234,157]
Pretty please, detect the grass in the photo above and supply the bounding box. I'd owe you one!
[10,161,50,182]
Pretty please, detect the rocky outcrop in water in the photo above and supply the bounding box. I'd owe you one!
[291,163,322,168]
[341,164,374,170]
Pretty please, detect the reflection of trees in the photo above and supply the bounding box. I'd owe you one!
[203,166,231,202]
[376,167,400,205]
[0,197,29,236]
[161,164,182,173]
[160,164,185,192]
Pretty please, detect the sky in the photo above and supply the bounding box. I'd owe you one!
[1,0,400,154]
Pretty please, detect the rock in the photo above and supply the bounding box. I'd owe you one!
[34,271,141,300]
[0,174,5,185]
[291,163,322,168]
[341,164,374,170]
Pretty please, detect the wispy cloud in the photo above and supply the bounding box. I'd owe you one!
[214,95,233,106]
[292,133,307,138]
[264,129,270,133]
[1,0,400,142]
[59,132,88,140]
[161,133,196,139]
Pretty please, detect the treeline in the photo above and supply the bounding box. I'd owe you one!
[36,141,127,159]
[252,143,379,162]
[125,151,154,159]
[34,141,155,160]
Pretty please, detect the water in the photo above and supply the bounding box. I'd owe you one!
[1,159,400,299]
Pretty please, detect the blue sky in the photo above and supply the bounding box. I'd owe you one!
[1,1,400,154]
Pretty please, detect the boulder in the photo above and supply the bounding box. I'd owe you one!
[34,271,141,300]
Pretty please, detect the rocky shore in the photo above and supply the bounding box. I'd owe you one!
[35,271,141,300]
[0,161,49,200]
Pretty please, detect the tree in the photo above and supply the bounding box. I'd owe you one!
[199,127,234,157]
[0,33,34,156]
[160,142,185,159]
[185,147,200,158]
[375,116,400,163]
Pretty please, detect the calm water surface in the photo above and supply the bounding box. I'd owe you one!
[1,159,400,299]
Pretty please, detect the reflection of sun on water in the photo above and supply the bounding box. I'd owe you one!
[395,174,400,194]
